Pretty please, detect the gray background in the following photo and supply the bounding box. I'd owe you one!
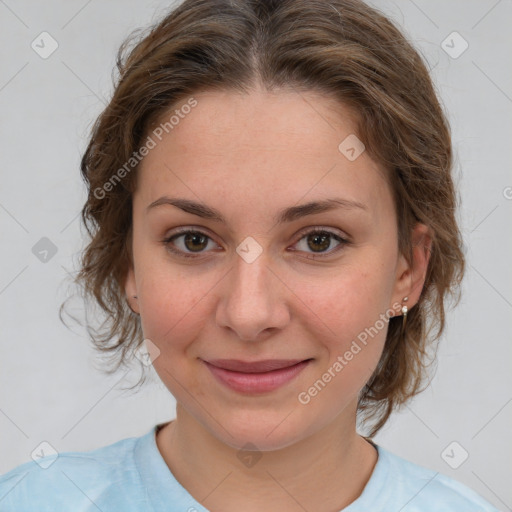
[0,0,510,509]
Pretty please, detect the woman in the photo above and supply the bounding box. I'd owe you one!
[0,0,500,510]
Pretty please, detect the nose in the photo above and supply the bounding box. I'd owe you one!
[215,250,290,342]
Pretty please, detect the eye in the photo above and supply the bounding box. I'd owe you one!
[163,229,219,258]
[162,227,350,260]
[291,228,349,258]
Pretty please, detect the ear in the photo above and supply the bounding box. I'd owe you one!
[391,222,432,314]
[124,262,140,315]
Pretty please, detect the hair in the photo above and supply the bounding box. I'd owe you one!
[61,0,465,437]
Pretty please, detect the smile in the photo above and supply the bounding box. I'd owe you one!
[202,359,313,394]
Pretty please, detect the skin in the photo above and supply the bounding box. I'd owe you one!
[124,86,431,512]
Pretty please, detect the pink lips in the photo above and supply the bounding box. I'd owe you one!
[203,359,312,393]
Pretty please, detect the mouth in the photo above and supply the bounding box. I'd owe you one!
[202,358,313,394]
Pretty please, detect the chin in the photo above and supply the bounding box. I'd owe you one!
[201,407,319,452]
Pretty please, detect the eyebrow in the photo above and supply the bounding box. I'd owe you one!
[146,196,368,224]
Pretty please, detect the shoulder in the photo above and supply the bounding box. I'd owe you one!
[0,434,144,512]
[373,445,500,512]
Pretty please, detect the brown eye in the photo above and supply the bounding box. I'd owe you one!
[163,230,218,258]
[292,228,348,258]
[183,232,209,252]
[307,232,332,252]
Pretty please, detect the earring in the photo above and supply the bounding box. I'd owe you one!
[401,296,408,330]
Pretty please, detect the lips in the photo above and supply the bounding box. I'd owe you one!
[206,359,308,373]
[202,358,312,393]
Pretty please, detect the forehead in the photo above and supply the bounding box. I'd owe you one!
[136,88,391,220]
[149,88,361,157]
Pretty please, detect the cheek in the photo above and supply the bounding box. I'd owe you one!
[293,262,393,340]
[290,262,393,391]
[137,270,212,396]
[293,278,390,413]
[135,252,216,353]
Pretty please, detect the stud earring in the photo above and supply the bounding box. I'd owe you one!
[401,296,408,330]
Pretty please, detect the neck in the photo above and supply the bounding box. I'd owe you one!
[156,403,378,512]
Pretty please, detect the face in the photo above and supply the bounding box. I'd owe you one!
[125,88,417,450]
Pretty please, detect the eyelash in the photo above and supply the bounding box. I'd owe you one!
[162,227,350,260]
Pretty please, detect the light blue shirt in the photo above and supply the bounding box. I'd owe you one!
[0,423,500,511]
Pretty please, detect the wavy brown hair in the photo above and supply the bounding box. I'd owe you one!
[61,0,465,437]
